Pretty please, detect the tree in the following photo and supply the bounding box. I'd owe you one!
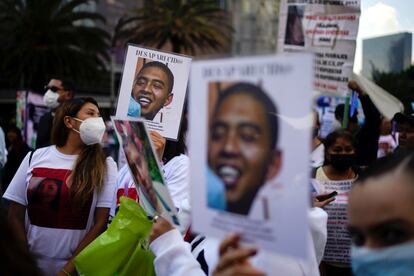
[373,65,414,113]
[0,0,110,91]
[115,0,233,55]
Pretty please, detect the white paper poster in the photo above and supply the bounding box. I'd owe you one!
[189,54,313,258]
[16,91,49,148]
[115,44,192,140]
[314,178,353,263]
[278,0,361,95]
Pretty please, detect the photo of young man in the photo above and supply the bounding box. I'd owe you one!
[207,82,282,216]
[128,61,174,121]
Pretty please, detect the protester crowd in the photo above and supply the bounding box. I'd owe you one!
[1,73,414,276]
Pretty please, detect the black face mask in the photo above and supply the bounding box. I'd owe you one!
[329,154,356,171]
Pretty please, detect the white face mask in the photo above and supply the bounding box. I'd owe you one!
[72,117,106,145]
[43,89,60,109]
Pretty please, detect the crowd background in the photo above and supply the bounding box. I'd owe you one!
[1,1,414,276]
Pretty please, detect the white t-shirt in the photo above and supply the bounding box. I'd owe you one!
[162,154,190,207]
[3,146,117,276]
[110,164,139,218]
[111,154,190,217]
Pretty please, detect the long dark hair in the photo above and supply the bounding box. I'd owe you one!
[52,98,107,205]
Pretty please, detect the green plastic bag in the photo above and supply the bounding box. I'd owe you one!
[75,196,155,276]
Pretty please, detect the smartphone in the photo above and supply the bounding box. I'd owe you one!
[316,191,338,201]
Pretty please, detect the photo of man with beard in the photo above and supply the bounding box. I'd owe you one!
[128,61,174,121]
[207,82,282,216]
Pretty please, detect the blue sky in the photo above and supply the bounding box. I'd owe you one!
[354,0,414,72]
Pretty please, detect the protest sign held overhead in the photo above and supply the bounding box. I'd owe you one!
[16,91,49,148]
[189,54,313,258]
[112,117,179,226]
[115,44,192,140]
[278,0,361,95]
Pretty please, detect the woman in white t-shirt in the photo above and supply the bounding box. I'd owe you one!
[4,98,117,276]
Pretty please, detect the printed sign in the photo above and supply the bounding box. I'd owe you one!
[278,0,361,95]
[313,178,354,263]
[115,44,192,140]
[16,91,48,148]
[189,54,313,258]
[112,117,179,226]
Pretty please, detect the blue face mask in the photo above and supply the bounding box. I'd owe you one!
[352,242,414,276]
[207,167,226,211]
[128,96,141,117]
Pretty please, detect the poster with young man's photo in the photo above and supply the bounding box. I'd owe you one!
[115,44,192,140]
[189,54,313,258]
[111,117,179,226]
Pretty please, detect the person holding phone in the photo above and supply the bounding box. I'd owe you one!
[314,129,359,275]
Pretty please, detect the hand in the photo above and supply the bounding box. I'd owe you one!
[213,234,264,276]
[58,260,76,276]
[348,80,364,96]
[313,193,335,208]
[149,131,166,161]
[149,215,174,243]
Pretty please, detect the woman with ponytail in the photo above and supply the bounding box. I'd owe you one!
[3,98,117,276]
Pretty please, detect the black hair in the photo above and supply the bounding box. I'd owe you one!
[50,76,76,96]
[323,129,355,165]
[138,61,174,94]
[392,112,414,126]
[6,125,23,141]
[215,82,279,150]
[335,103,358,123]
[357,151,414,184]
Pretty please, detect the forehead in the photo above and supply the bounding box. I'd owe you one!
[79,102,99,113]
[348,172,414,229]
[330,137,352,147]
[139,66,168,81]
[215,94,269,125]
[48,79,62,87]
[398,121,414,129]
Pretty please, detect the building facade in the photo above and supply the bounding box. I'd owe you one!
[362,32,412,79]
[225,0,279,56]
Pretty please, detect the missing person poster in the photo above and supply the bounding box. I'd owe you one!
[313,178,353,263]
[112,117,179,226]
[115,44,192,140]
[16,91,49,148]
[278,0,361,95]
[189,54,313,258]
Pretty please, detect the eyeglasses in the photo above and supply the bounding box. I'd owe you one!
[44,85,65,93]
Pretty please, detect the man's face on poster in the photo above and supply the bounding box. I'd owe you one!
[208,93,281,208]
[132,66,173,120]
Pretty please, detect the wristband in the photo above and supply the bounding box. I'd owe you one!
[61,268,71,276]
